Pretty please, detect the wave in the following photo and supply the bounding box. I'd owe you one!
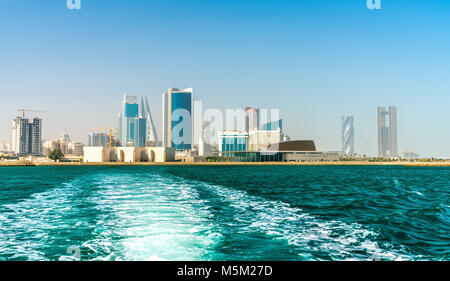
[82,173,222,261]
[0,180,84,261]
[175,178,416,261]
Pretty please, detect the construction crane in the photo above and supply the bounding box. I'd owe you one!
[86,128,118,148]
[18,109,47,118]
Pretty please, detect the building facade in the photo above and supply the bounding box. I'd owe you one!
[248,130,283,151]
[162,88,193,150]
[218,130,248,155]
[118,94,152,148]
[140,96,159,146]
[83,146,175,163]
[12,117,42,156]
[261,119,283,132]
[245,107,260,132]
[219,141,339,162]
[377,106,398,158]
[68,142,84,156]
[341,116,355,156]
[88,132,108,147]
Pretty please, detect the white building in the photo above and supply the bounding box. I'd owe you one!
[248,130,283,151]
[341,116,355,156]
[83,147,175,163]
[402,151,419,160]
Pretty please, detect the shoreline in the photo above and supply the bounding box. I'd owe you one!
[1,161,449,167]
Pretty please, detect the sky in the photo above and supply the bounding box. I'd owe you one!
[0,0,449,157]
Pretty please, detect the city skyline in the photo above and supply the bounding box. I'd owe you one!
[1,1,449,157]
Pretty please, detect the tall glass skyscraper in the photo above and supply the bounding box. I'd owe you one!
[162,88,193,150]
[341,116,355,156]
[377,106,398,158]
[140,96,158,146]
[118,95,149,147]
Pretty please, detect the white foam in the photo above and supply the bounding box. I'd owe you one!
[192,180,414,261]
[83,173,222,261]
[0,180,84,261]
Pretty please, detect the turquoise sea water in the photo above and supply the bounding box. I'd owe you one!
[0,165,448,261]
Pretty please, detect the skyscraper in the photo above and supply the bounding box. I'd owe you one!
[341,116,355,156]
[118,95,151,147]
[88,133,108,147]
[261,119,283,132]
[245,107,260,132]
[162,88,193,150]
[140,96,159,146]
[11,117,42,156]
[377,106,398,158]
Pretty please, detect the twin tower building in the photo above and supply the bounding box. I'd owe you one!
[118,88,193,150]
[342,106,398,158]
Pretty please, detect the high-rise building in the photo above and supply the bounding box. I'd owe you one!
[245,107,260,132]
[218,130,248,156]
[118,94,151,147]
[261,119,283,132]
[162,88,193,150]
[341,116,355,156]
[88,133,108,147]
[140,96,158,146]
[11,117,42,156]
[377,106,398,158]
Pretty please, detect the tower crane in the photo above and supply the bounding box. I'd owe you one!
[18,109,47,118]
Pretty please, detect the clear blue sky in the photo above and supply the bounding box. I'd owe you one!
[1,0,449,157]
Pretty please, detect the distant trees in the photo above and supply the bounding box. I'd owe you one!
[48,150,64,162]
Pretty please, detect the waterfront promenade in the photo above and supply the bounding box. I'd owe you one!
[1,161,449,167]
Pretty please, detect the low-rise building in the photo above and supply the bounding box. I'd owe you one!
[218,130,248,156]
[83,147,175,163]
[215,140,340,162]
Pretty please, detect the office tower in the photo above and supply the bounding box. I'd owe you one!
[140,96,158,146]
[218,130,248,155]
[162,88,193,150]
[118,95,147,147]
[341,116,355,156]
[88,133,108,147]
[12,117,42,156]
[377,106,398,158]
[245,107,260,132]
[261,119,283,132]
[135,116,147,147]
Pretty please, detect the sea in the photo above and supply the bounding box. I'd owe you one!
[0,165,448,261]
